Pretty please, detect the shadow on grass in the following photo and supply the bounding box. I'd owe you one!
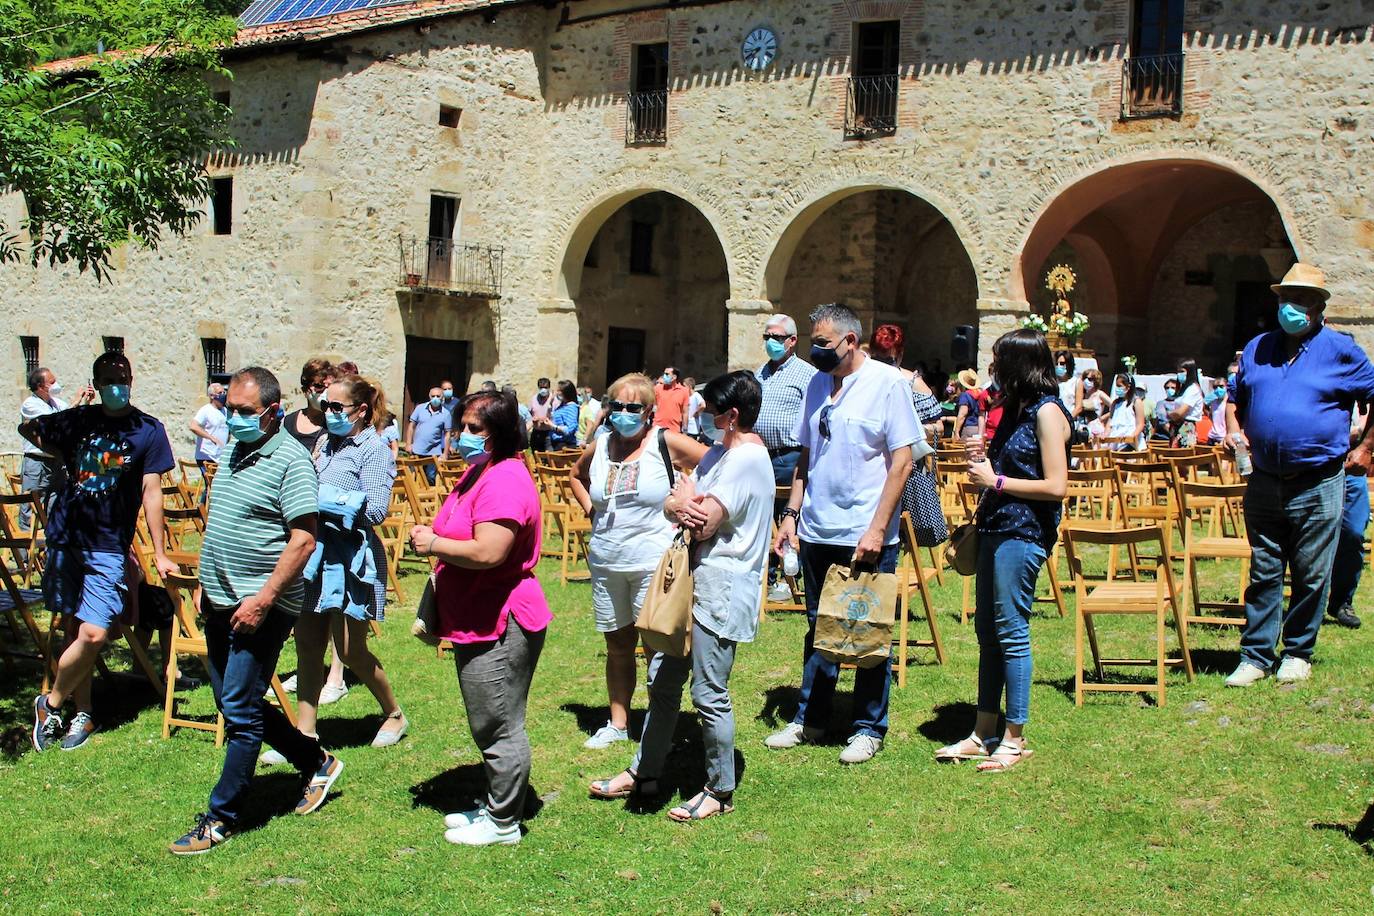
[559,702,645,741]
[316,715,393,750]
[754,685,859,745]
[1183,647,1241,676]
[409,764,546,823]
[1313,801,1374,856]
[915,702,981,744]
[231,772,335,836]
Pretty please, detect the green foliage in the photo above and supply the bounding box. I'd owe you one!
[0,1,239,279]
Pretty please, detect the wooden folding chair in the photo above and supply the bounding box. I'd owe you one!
[1115,458,1180,565]
[1070,446,1115,470]
[763,490,806,614]
[893,512,945,685]
[0,538,49,667]
[1064,526,1192,708]
[0,491,47,587]
[160,572,225,744]
[550,472,592,584]
[1176,481,1249,651]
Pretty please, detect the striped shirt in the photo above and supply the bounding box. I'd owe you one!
[755,353,818,450]
[200,427,318,614]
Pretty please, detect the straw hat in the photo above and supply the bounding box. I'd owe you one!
[1271,263,1331,301]
[957,369,979,389]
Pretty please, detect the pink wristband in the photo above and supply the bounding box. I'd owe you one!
[995,475,1006,492]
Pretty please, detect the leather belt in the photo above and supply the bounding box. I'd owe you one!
[768,446,801,457]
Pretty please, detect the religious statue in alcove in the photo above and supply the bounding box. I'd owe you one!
[1043,263,1089,349]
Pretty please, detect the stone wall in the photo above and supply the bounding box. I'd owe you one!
[1,0,1370,456]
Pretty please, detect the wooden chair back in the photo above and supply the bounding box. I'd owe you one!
[1071,446,1115,470]
[892,512,945,684]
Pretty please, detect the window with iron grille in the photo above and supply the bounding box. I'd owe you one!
[201,337,226,383]
[846,21,900,139]
[1122,0,1185,119]
[102,336,125,354]
[627,42,669,145]
[20,336,39,376]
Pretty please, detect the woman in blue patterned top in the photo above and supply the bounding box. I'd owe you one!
[549,380,582,449]
[292,375,407,751]
[936,329,1070,772]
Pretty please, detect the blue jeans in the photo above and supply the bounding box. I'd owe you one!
[1240,467,1343,669]
[791,540,898,739]
[975,534,1046,726]
[1327,472,1369,615]
[770,449,800,487]
[203,597,324,826]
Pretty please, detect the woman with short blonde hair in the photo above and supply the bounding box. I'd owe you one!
[569,372,706,749]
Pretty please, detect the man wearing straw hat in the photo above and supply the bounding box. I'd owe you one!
[1224,263,1374,687]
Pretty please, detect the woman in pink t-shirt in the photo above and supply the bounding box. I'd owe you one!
[410,390,550,847]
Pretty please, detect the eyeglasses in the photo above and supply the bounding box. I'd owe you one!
[319,400,355,413]
[762,333,792,342]
[306,383,328,394]
[607,401,645,414]
[819,404,834,440]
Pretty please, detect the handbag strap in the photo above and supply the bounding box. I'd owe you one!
[657,427,676,485]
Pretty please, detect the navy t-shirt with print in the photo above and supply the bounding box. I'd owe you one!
[33,406,175,553]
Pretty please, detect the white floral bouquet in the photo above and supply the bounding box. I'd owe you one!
[1020,314,1049,332]
[1051,311,1090,338]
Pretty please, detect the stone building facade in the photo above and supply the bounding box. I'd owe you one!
[3,0,1371,455]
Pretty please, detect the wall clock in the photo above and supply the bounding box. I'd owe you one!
[742,26,778,71]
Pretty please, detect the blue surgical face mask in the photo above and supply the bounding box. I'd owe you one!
[227,409,268,444]
[1055,365,1067,379]
[1227,372,1237,386]
[442,389,454,401]
[456,431,488,461]
[325,409,355,437]
[610,411,645,438]
[1176,372,1188,384]
[661,374,673,385]
[765,338,787,362]
[1111,384,1125,399]
[429,395,442,408]
[1277,301,1312,336]
[1206,386,1225,403]
[100,384,130,410]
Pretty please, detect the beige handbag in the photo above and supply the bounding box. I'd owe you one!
[944,523,979,577]
[636,531,694,657]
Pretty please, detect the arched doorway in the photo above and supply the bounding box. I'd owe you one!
[764,188,978,373]
[1017,159,1297,374]
[560,191,731,391]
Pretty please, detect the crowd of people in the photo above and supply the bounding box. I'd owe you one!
[15,263,1372,851]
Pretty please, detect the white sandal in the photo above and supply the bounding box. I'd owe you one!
[976,739,1033,772]
[934,733,999,762]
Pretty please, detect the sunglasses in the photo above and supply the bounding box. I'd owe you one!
[607,401,645,414]
[762,332,792,342]
[819,404,835,440]
[319,400,355,413]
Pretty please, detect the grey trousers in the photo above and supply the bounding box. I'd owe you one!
[632,621,739,794]
[19,455,64,531]
[454,620,545,828]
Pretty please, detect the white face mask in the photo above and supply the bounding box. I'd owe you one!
[48,382,63,395]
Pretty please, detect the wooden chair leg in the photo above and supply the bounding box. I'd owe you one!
[924,585,946,665]
[927,546,945,587]
[1156,601,1167,707]
[119,622,166,696]
[1084,614,1105,681]
[270,674,297,728]
[896,583,909,689]
[162,649,177,739]
[1075,604,1085,707]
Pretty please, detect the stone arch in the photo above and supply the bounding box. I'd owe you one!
[547,168,741,301]
[1014,152,1302,371]
[756,174,987,303]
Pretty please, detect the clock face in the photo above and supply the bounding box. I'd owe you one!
[742,26,777,71]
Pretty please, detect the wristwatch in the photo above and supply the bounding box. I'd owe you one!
[780,507,800,522]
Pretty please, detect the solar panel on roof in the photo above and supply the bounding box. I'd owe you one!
[240,0,416,28]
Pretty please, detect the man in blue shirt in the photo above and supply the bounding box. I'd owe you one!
[405,385,451,484]
[1224,263,1374,687]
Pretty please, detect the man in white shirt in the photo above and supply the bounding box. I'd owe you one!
[189,383,229,502]
[766,304,919,765]
[18,368,91,530]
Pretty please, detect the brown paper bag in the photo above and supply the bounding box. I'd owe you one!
[636,531,693,657]
[813,565,897,668]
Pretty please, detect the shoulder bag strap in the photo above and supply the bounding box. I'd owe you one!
[657,427,676,485]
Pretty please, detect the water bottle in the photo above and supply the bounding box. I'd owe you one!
[782,543,800,577]
[1232,435,1253,477]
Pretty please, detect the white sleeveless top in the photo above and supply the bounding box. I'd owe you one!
[1107,398,1144,450]
[587,427,676,573]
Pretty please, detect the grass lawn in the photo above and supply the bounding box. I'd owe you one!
[2,549,1372,914]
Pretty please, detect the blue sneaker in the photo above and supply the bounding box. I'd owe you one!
[61,712,97,751]
[32,694,64,753]
[168,813,228,856]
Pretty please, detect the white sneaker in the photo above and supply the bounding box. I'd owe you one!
[444,812,521,846]
[767,582,793,602]
[839,733,883,765]
[318,683,349,706]
[280,674,297,693]
[443,807,487,829]
[1275,656,1312,684]
[1224,661,1270,687]
[583,723,629,749]
[764,722,823,749]
[259,748,287,767]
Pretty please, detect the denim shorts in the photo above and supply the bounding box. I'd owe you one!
[43,548,128,631]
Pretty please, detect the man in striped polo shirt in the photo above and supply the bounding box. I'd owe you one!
[170,366,343,855]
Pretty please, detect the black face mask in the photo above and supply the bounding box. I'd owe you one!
[811,341,844,374]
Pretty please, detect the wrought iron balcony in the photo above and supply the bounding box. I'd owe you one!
[626,89,668,146]
[1121,53,1184,119]
[845,75,898,140]
[398,236,503,298]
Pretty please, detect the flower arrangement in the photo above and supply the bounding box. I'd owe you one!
[1020,313,1049,333]
[1051,311,1090,339]
[1120,355,1138,374]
